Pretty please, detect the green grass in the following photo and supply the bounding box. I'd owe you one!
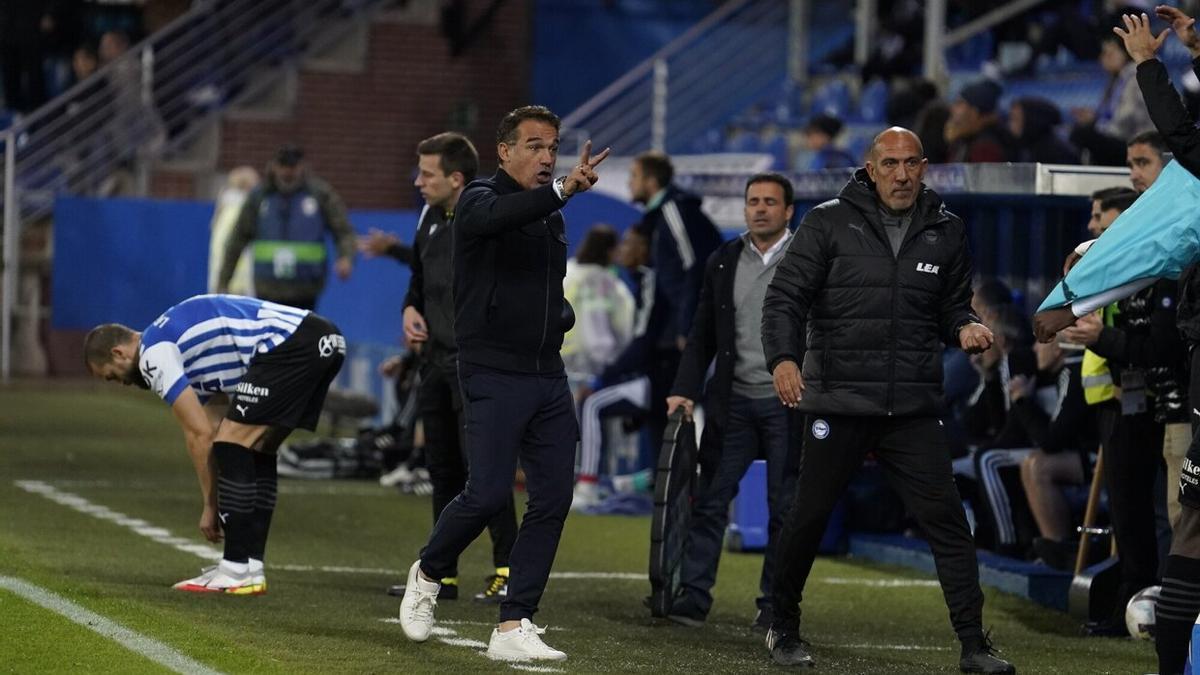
[0,381,1158,673]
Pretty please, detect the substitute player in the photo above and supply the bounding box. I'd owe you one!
[84,294,345,594]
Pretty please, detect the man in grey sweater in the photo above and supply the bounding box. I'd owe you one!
[665,173,799,631]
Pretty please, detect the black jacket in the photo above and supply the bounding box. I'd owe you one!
[402,205,454,366]
[1137,57,1200,344]
[636,185,723,348]
[1088,280,1188,424]
[762,169,979,416]
[671,236,802,474]
[454,169,570,375]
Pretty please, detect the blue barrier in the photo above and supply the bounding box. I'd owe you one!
[727,459,845,555]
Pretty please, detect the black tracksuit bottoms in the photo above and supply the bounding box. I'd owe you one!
[419,357,518,574]
[419,363,578,621]
[771,414,985,642]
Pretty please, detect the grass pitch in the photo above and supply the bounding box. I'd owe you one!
[0,381,1157,673]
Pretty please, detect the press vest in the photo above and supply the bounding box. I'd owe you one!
[1081,305,1116,405]
[251,189,328,284]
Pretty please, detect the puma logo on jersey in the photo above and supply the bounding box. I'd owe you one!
[218,512,228,524]
[916,262,940,274]
[848,223,865,234]
[235,404,248,416]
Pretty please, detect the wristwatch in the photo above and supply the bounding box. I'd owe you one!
[552,176,571,202]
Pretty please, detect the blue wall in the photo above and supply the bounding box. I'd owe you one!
[532,0,714,114]
[52,193,642,344]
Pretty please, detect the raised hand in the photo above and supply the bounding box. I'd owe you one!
[562,140,611,196]
[1113,12,1170,64]
[1156,4,1200,55]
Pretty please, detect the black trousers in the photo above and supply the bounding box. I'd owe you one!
[420,364,578,621]
[771,415,984,641]
[1097,403,1165,613]
[419,356,517,574]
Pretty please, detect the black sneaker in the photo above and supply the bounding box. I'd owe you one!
[473,574,507,603]
[766,628,814,667]
[751,607,773,634]
[388,583,458,600]
[666,595,706,627]
[959,632,1015,674]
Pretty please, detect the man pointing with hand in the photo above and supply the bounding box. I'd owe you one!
[759,127,1013,673]
[398,106,608,663]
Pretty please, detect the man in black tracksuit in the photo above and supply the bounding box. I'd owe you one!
[398,106,609,661]
[760,127,1013,674]
[367,132,519,602]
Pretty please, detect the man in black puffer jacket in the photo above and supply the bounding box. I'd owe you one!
[760,127,1014,674]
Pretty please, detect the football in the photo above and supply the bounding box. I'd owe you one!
[1126,585,1162,640]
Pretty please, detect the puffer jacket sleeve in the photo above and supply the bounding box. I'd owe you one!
[762,211,826,374]
[938,217,981,346]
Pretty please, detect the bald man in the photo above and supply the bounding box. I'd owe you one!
[760,128,1013,673]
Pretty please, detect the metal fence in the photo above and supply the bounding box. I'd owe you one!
[0,0,389,380]
[560,0,790,157]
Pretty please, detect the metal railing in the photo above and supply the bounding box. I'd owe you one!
[561,0,790,157]
[0,0,389,380]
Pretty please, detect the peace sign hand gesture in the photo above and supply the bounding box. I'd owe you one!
[1113,12,1170,64]
[562,140,611,197]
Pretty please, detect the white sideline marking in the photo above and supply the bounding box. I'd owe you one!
[508,666,566,673]
[439,636,488,648]
[379,618,569,632]
[14,480,404,576]
[16,480,647,586]
[832,643,952,651]
[43,479,394,497]
[548,571,642,580]
[818,577,940,588]
[0,575,223,675]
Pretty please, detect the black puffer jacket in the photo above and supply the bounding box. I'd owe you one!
[762,169,979,416]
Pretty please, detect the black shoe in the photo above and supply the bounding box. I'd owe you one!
[959,632,1015,674]
[1031,537,1078,572]
[1082,619,1128,638]
[766,628,814,667]
[751,607,773,634]
[666,595,706,627]
[473,574,508,604]
[388,582,458,600]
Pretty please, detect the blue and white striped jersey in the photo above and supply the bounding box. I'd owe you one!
[138,294,309,405]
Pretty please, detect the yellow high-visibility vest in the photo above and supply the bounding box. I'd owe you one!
[1082,305,1117,405]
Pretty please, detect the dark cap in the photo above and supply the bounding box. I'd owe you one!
[275,143,305,166]
[957,79,1002,115]
[804,114,843,138]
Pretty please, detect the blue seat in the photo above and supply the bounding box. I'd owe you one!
[859,79,889,124]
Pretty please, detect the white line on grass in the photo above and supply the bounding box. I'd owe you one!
[379,618,570,632]
[818,577,941,588]
[16,480,646,584]
[0,575,223,675]
[377,617,565,671]
[831,643,952,651]
[508,665,566,673]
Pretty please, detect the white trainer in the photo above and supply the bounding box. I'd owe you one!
[571,481,601,511]
[248,558,266,593]
[485,619,567,662]
[398,560,439,642]
[173,559,262,595]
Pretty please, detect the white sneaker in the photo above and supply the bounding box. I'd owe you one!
[249,558,266,593]
[379,465,412,487]
[571,481,601,511]
[486,619,567,662]
[173,559,263,595]
[398,560,439,642]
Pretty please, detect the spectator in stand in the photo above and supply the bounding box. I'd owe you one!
[1009,97,1081,164]
[1127,129,1167,193]
[1070,34,1154,166]
[217,144,356,310]
[887,77,940,130]
[209,166,261,297]
[627,151,723,460]
[562,224,635,392]
[803,115,857,170]
[914,98,951,164]
[0,4,53,113]
[945,79,1016,163]
[1019,340,1097,570]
